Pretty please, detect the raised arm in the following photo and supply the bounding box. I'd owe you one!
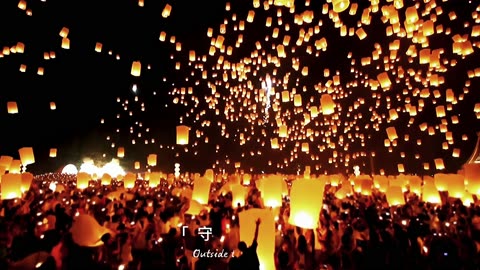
[253,218,261,244]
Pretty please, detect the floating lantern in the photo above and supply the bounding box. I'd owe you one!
[101,173,112,186]
[320,94,335,115]
[20,172,33,193]
[123,172,136,189]
[231,183,247,207]
[149,172,161,187]
[257,176,283,208]
[18,147,35,166]
[176,125,190,145]
[7,101,18,114]
[332,0,350,13]
[147,154,157,166]
[61,38,70,49]
[162,4,172,18]
[117,147,125,158]
[131,61,141,77]
[204,169,214,182]
[49,148,57,158]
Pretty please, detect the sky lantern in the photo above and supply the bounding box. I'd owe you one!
[386,186,405,206]
[117,147,125,158]
[386,127,398,141]
[257,175,283,208]
[71,214,112,247]
[95,42,102,52]
[447,174,465,198]
[289,178,325,229]
[59,27,69,37]
[9,160,21,174]
[18,147,35,167]
[162,4,172,18]
[101,173,112,185]
[422,177,441,204]
[7,101,18,114]
[239,208,275,270]
[332,0,350,13]
[147,154,157,166]
[61,38,70,49]
[131,61,141,77]
[134,161,140,170]
[149,172,161,188]
[20,172,33,193]
[320,94,335,115]
[1,173,22,199]
[49,148,57,158]
[408,176,422,194]
[123,172,136,189]
[464,164,480,195]
[231,183,247,207]
[50,102,56,110]
[434,173,449,191]
[176,125,190,145]
[377,72,392,89]
[204,169,214,182]
[0,156,13,171]
[76,172,90,189]
[191,177,211,205]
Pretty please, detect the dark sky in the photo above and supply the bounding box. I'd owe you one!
[0,0,479,175]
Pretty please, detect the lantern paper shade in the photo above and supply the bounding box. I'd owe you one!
[76,172,91,189]
[71,214,112,247]
[257,176,283,208]
[204,169,214,182]
[147,154,157,166]
[465,164,480,195]
[101,173,112,186]
[1,173,22,199]
[149,172,161,188]
[191,177,211,205]
[289,179,325,229]
[186,199,206,215]
[176,125,190,145]
[239,208,275,270]
[9,160,22,174]
[49,148,57,158]
[117,147,125,158]
[422,177,441,204]
[134,161,140,170]
[0,156,13,171]
[320,94,335,115]
[386,186,405,206]
[131,61,141,77]
[21,172,34,193]
[7,101,18,114]
[231,183,247,207]
[124,172,136,189]
[332,0,350,13]
[18,147,35,166]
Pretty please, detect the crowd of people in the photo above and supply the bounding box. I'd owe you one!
[1,173,480,270]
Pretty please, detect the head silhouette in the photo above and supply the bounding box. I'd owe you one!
[238,241,247,252]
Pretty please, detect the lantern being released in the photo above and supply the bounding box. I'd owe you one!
[176,125,190,145]
[18,147,35,167]
[289,179,325,229]
[239,209,275,270]
[1,173,22,199]
[191,177,211,205]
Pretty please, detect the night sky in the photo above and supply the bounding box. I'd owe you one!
[0,0,479,175]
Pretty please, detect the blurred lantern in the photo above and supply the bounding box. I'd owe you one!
[191,177,211,205]
[49,148,57,158]
[134,161,140,170]
[257,175,283,208]
[149,172,161,188]
[332,0,350,13]
[117,147,125,158]
[289,179,325,229]
[101,173,112,186]
[239,208,275,270]
[231,183,247,207]
[20,172,34,193]
[50,102,56,110]
[176,125,190,145]
[320,94,335,115]
[18,147,35,167]
[386,186,405,206]
[123,172,136,189]
[204,169,214,182]
[1,173,22,199]
[7,101,18,114]
[131,61,141,77]
[76,172,91,190]
[147,154,157,166]
[162,4,172,18]
[61,38,70,49]
[422,177,441,204]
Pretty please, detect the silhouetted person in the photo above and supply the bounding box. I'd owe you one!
[238,218,261,270]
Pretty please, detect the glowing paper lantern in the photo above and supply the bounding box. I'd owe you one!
[176,125,190,145]
[386,186,405,206]
[71,214,112,247]
[20,172,33,193]
[149,172,161,187]
[289,179,325,229]
[191,177,211,205]
[76,172,90,189]
[134,161,140,170]
[320,94,335,115]
[117,147,125,158]
[257,176,283,208]
[49,148,57,158]
[0,156,13,171]
[332,0,350,13]
[147,154,157,166]
[62,164,78,175]
[9,160,22,174]
[204,169,214,182]
[61,38,70,49]
[162,4,172,18]
[7,101,18,114]
[464,164,480,195]
[422,177,441,204]
[239,208,275,270]
[123,172,136,189]
[18,147,35,166]
[131,61,141,77]
[447,174,465,198]
[101,173,112,186]
[231,183,247,207]
[386,127,398,141]
[49,102,56,110]
[1,173,22,199]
